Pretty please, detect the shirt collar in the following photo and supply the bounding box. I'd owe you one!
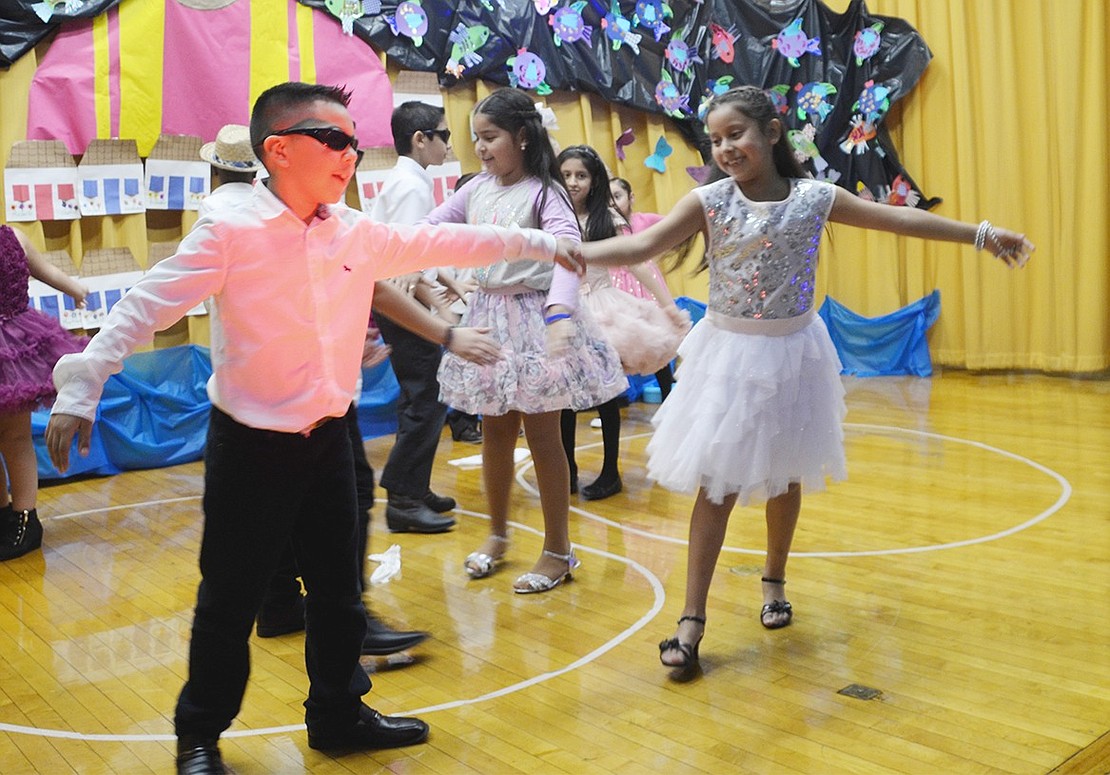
[253,180,338,223]
[396,154,434,186]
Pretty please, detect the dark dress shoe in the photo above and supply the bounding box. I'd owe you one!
[581,475,622,501]
[256,594,305,637]
[362,613,429,655]
[385,497,456,533]
[452,425,482,443]
[307,705,429,751]
[422,490,456,513]
[176,736,225,774]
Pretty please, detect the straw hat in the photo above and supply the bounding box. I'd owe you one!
[199,124,262,172]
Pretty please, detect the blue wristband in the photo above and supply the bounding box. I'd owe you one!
[544,312,572,325]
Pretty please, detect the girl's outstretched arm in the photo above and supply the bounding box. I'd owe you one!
[828,187,1034,268]
[18,230,89,303]
[581,191,705,267]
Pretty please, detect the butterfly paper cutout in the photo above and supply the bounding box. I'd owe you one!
[644,135,672,173]
[686,164,714,184]
[615,127,635,161]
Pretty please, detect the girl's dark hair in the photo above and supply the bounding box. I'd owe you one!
[705,85,806,180]
[474,89,570,222]
[610,176,632,197]
[557,145,619,242]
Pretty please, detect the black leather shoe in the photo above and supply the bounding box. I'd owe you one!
[176,736,225,775]
[256,595,305,637]
[385,497,456,533]
[307,705,429,751]
[422,490,456,513]
[452,425,482,443]
[362,612,429,655]
[0,507,43,561]
[581,476,622,501]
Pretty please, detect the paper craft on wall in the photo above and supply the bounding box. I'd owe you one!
[27,250,84,330]
[78,139,145,216]
[392,70,443,108]
[4,140,80,222]
[356,147,399,214]
[145,134,208,211]
[72,247,143,329]
[428,149,461,206]
[644,135,673,173]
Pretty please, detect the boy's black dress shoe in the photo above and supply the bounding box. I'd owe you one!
[422,490,456,513]
[255,594,305,637]
[362,613,429,655]
[385,496,455,533]
[307,705,429,750]
[176,736,225,775]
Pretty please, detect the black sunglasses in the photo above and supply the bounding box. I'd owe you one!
[421,128,451,144]
[266,127,364,164]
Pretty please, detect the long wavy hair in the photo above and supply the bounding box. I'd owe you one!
[557,145,619,243]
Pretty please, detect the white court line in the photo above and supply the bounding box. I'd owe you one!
[3,504,664,741]
[520,423,1072,558]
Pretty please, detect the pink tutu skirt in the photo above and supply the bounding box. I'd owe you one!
[0,307,87,414]
[646,314,847,506]
[438,289,627,416]
[608,262,672,302]
[581,287,690,375]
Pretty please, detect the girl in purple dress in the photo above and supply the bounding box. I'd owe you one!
[0,225,87,561]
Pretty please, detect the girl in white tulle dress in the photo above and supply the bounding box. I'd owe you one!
[578,86,1033,670]
[557,146,689,501]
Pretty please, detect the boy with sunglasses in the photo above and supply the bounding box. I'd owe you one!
[45,81,580,775]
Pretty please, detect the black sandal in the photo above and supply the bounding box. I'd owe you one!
[658,615,706,668]
[760,577,793,629]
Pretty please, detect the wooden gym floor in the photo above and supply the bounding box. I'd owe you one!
[1,369,1107,774]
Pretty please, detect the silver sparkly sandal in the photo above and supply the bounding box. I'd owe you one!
[464,534,510,579]
[512,547,581,594]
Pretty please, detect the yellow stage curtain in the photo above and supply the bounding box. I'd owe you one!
[2,1,1106,371]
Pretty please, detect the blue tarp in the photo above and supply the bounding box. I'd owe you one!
[819,291,941,377]
[34,345,400,480]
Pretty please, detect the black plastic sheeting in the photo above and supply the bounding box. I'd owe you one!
[2,0,935,205]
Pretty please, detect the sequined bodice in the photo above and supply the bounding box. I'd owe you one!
[697,177,835,320]
[466,177,550,290]
[0,225,31,319]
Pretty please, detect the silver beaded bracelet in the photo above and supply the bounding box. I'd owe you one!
[974,219,991,252]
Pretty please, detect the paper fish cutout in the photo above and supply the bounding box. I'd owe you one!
[644,136,673,173]
[534,0,559,13]
[31,0,85,23]
[766,84,791,115]
[709,23,739,63]
[446,23,491,78]
[884,174,920,207]
[839,115,877,155]
[697,76,734,121]
[615,127,635,161]
[853,22,885,66]
[853,79,892,123]
[550,1,593,47]
[787,123,830,175]
[654,70,691,118]
[633,0,673,42]
[507,48,552,95]
[601,1,642,54]
[387,0,428,47]
[663,15,704,75]
[772,17,821,67]
[325,0,380,35]
[794,81,837,124]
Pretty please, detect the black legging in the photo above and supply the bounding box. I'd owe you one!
[561,397,622,486]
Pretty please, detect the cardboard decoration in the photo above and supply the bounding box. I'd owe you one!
[355,147,399,215]
[75,247,143,329]
[78,138,145,216]
[428,148,462,207]
[392,70,443,108]
[27,249,85,331]
[4,140,80,222]
[145,134,209,211]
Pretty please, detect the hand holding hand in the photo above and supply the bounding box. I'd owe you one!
[553,238,585,275]
[446,327,500,365]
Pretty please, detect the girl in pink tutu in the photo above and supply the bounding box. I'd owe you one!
[608,176,681,400]
[557,146,689,501]
[0,226,87,561]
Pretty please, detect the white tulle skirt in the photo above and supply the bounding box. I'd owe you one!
[646,313,847,506]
